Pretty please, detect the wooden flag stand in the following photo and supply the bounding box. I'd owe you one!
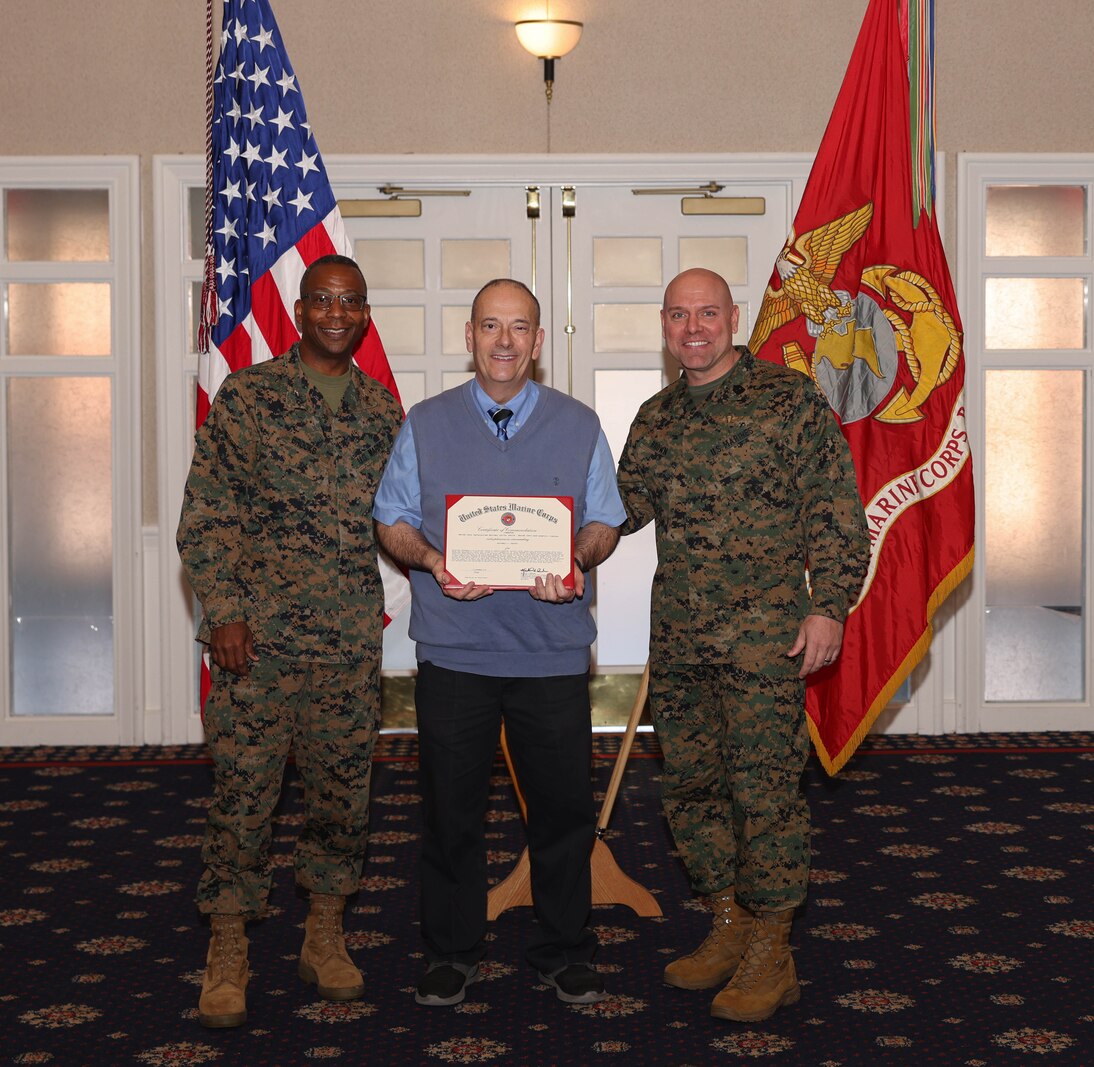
[487,663,662,919]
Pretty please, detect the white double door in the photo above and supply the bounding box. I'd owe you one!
[328,158,806,671]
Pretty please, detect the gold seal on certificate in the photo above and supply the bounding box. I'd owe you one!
[444,495,575,589]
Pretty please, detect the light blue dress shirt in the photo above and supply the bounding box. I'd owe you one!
[373,379,626,530]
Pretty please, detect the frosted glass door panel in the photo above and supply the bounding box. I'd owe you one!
[188,185,206,259]
[985,185,1086,257]
[7,283,112,356]
[442,306,473,356]
[355,239,425,290]
[441,370,475,392]
[593,369,664,666]
[393,371,426,412]
[593,304,663,353]
[5,189,111,261]
[441,240,510,290]
[678,236,748,285]
[594,369,664,463]
[983,369,1084,702]
[376,307,425,355]
[189,281,207,353]
[8,376,114,715]
[984,278,1085,350]
[592,238,662,287]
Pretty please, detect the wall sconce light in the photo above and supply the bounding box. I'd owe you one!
[515,18,583,102]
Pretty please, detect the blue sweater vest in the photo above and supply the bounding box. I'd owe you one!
[408,380,600,677]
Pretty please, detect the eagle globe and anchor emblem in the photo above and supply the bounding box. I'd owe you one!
[749,201,961,426]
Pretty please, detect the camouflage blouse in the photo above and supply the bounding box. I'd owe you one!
[617,348,870,671]
[177,345,402,664]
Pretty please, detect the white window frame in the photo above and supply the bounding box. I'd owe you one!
[0,157,141,745]
[154,158,205,744]
[958,153,1094,732]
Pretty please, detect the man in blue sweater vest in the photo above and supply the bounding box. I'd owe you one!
[374,279,625,1006]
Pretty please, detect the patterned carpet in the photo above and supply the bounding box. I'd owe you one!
[1,732,1092,1066]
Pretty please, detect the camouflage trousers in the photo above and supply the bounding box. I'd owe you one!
[649,661,811,911]
[196,655,380,918]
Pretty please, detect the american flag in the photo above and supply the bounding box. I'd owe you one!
[198,0,410,623]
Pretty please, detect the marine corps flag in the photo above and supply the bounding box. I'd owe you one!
[749,0,973,773]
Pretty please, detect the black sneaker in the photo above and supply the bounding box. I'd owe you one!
[415,962,481,1006]
[538,963,608,1004]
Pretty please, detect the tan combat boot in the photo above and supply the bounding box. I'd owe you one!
[298,893,365,1001]
[198,915,249,1028]
[664,890,754,990]
[710,909,800,1022]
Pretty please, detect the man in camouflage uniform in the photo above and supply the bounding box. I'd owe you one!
[616,268,869,1023]
[177,255,402,1029]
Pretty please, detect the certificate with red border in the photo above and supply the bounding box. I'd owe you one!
[444,495,574,589]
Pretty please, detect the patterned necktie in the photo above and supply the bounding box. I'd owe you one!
[490,407,513,440]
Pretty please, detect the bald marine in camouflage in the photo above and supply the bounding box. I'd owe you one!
[177,256,402,1029]
[616,268,869,1024]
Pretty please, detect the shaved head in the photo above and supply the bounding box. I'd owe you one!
[663,268,733,309]
[661,268,741,386]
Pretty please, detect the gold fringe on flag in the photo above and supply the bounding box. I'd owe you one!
[809,544,974,775]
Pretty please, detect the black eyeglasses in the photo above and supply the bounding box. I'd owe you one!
[303,292,368,311]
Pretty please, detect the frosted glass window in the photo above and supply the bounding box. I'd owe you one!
[984,369,1084,702]
[188,185,206,260]
[442,305,472,355]
[593,304,663,352]
[678,237,748,285]
[8,377,113,716]
[441,240,509,290]
[593,238,662,287]
[4,189,110,261]
[985,185,1086,257]
[984,277,1085,350]
[7,283,111,356]
[595,369,664,462]
[355,239,424,290]
[373,306,425,355]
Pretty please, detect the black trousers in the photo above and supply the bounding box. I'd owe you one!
[415,661,598,973]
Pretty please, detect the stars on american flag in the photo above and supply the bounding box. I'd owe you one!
[288,188,313,215]
[251,24,275,51]
[246,64,271,91]
[270,107,294,134]
[241,139,263,166]
[208,3,336,347]
[198,0,403,618]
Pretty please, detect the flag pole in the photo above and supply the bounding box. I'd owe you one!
[488,664,661,920]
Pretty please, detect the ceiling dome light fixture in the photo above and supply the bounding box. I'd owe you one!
[515,18,583,102]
